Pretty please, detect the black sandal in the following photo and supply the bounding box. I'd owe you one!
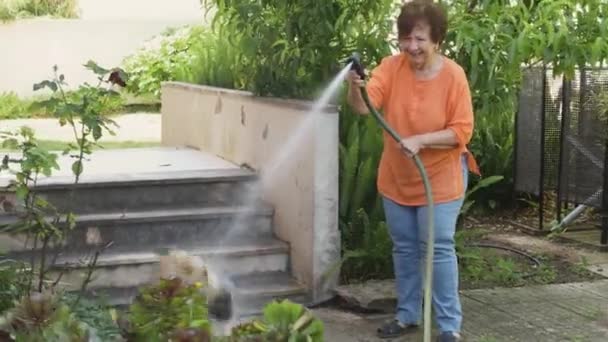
[376,319,419,339]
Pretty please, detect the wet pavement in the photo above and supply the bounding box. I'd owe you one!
[316,280,608,341]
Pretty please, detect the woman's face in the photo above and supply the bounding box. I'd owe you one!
[399,22,438,70]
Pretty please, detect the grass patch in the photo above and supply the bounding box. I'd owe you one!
[0,0,79,22]
[456,228,605,290]
[0,140,160,152]
[0,91,160,120]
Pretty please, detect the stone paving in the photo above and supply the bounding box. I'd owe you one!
[316,280,608,341]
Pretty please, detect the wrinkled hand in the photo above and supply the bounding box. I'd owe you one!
[398,136,425,157]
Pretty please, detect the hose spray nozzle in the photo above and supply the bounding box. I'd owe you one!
[208,287,233,321]
[345,52,366,80]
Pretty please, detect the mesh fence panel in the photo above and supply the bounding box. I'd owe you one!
[558,69,608,208]
[515,67,608,209]
[543,68,564,190]
[515,67,544,195]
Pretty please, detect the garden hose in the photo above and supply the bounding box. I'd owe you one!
[346,53,435,342]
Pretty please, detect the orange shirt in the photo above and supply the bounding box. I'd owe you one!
[366,53,480,206]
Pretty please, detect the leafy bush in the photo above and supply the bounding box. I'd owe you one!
[206,0,397,99]
[122,25,242,98]
[126,278,210,341]
[0,0,79,22]
[443,0,608,209]
[0,62,126,341]
[336,97,392,282]
[229,299,324,342]
[0,291,95,341]
[0,259,28,313]
[62,294,122,342]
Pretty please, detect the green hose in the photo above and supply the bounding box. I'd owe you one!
[358,83,435,342]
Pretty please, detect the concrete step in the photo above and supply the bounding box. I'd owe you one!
[47,238,290,294]
[0,204,274,253]
[4,169,259,214]
[228,272,311,318]
[82,271,309,314]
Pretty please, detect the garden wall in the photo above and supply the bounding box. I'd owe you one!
[160,82,340,302]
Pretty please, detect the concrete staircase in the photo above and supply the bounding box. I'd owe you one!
[0,167,309,317]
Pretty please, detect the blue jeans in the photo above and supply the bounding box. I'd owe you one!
[383,155,468,334]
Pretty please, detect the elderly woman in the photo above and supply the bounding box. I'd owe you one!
[346,1,479,341]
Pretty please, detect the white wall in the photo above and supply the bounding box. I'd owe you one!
[0,0,207,97]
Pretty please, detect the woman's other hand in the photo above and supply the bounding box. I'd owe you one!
[398,135,426,157]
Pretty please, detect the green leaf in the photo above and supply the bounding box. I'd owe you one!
[1,138,19,149]
[15,184,28,200]
[350,157,374,218]
[460,200,475,216]
[91,125,103,141]
[590,37,604,64]
[71,160,83,177]
[466,175,504,198]
[33,80,58,92]
[339,136,359,217]
[262,299,304,332]
[83,60,109,76]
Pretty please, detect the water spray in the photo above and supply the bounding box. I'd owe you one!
[345,52,436,342]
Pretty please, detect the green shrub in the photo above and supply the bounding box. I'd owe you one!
[206,0,397,99]
[0,0,78,22]
[0,291,95,341]
[123,25,242,98]
[62,294,122,341]
[444,0,608,210]
[230,299,324,342]
[0,259,28,313]
[172,27,245,91]
[126,278,210,341]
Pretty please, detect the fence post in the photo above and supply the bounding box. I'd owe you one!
[557,77,570,222]
[602,121,608,245]
[539,65,547,231]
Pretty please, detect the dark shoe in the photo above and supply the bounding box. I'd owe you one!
[376,319,418,339]
[436,331,462,342]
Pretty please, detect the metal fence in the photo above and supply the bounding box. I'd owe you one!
[514,66,608,246]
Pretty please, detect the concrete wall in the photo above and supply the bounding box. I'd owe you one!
[77,0,206,21]
[160,82,340,302]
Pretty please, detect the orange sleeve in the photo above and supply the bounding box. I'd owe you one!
[365,56,393,110]
[447,77,474,147]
